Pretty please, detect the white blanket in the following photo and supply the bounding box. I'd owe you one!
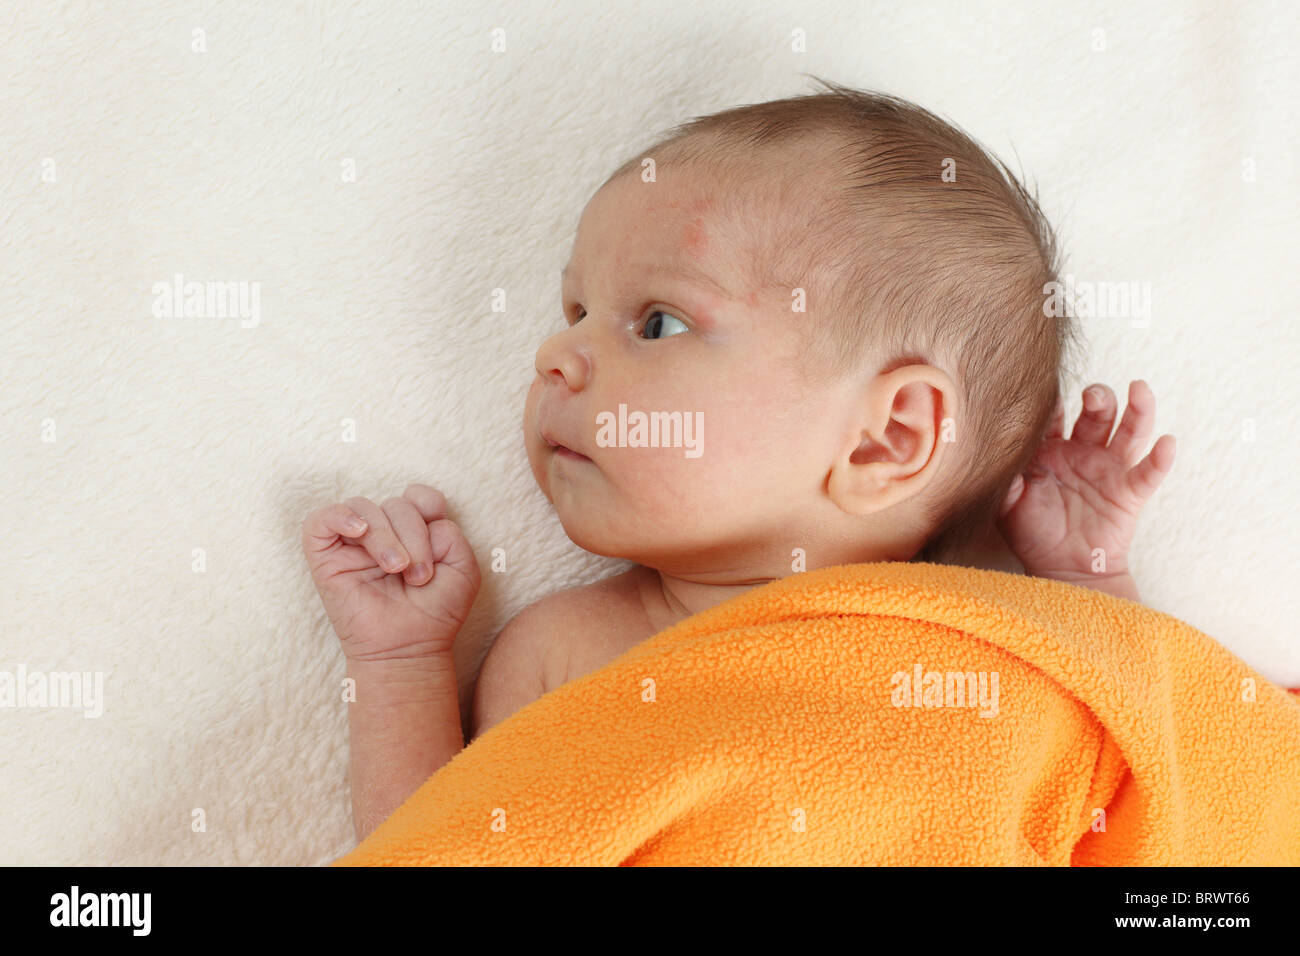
[2,0,1296,865]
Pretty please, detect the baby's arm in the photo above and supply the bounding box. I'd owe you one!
[469,601,566,742]
[346,657,464,841]
[301,485,481,843]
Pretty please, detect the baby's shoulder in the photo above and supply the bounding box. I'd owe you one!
[470,568,660,740]
[516,567,657,687]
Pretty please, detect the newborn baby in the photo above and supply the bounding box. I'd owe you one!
[303,81,1176,842]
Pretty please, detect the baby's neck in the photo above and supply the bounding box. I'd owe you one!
[631,527,945,629]
[634,564,778,631]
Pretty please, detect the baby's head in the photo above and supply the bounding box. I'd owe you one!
[524,79,1079,579]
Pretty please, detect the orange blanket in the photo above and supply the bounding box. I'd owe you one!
[333,562,1300,865]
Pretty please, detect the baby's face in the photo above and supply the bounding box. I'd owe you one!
[524,166,850,573]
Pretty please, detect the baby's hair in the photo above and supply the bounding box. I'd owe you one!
[604,77,1083,563]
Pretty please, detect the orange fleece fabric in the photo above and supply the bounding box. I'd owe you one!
[333,561,1300,866]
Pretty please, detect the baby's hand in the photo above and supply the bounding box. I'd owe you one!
[301,484,481,663]
[996,381,1176,583]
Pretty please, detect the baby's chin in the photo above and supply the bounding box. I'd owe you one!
[557,515,743,575]
[548,496,683,564]
[537,457,743,563]
[549,503,628,559]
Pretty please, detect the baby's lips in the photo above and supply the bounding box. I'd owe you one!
[540,423,586,457]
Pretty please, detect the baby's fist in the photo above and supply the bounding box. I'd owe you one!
[301,484,481,662]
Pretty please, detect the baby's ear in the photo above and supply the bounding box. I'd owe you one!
[825,365,956,517]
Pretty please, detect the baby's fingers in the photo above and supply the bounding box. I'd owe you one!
[381,496,436,586]
[402,484,449,523]
[1069,383,1117,446]
[1110,380,1157,468]
[344,497,411,574]
[301,503,369,557]
[1125,434,1176,501]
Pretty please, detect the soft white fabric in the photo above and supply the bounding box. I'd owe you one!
[2,0,1296,865]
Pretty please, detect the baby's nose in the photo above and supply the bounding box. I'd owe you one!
[534,336,592,390]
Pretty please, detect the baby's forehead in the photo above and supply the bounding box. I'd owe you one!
[575,157,838,285]
[599,142,835,217]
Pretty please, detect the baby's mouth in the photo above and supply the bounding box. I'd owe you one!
[541,427,592,463]
[554,445,591,463]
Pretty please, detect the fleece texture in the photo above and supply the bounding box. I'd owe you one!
[1,1,1296,866]
[334,562,1300,866]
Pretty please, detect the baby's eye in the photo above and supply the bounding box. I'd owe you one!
[641,309,689,339]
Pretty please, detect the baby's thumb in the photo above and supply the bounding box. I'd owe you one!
[997,474,1026,520]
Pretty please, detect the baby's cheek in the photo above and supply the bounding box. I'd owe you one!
[608,447,709,513]
[704,403,781,468]
[521,393,547,492]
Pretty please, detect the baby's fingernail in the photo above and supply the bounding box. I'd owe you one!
[346,517,366,534]
[1084,387,1102,408]
[380,549,404,571]
[409,563,429,583]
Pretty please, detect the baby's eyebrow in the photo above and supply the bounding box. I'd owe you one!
[562,262,734,302]
[656,263,735,301]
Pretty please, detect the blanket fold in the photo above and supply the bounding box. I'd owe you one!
[333,562,1300,866]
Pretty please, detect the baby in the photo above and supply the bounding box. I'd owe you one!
[302,80,1176,843]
